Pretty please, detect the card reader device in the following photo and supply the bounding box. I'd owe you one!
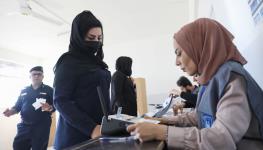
[97,86,133,136]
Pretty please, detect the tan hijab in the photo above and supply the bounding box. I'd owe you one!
[174,18,247,85]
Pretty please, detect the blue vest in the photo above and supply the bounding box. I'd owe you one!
[196,61,263,140]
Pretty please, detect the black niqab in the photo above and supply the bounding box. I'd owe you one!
[116,56,132,76]
[54,10,108,72]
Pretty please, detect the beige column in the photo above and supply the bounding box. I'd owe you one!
[134,78,148,116]
[48,112,56,147]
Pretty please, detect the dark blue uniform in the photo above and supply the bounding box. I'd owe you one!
[12,84,54,150]
[53,58,111,150]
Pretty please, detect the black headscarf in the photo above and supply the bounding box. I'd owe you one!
[116,56,132,76]
[54,10,108,72]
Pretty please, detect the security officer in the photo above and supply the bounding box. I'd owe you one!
[3,66,54,150]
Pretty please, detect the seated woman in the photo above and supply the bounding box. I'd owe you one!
[127,18,263,150]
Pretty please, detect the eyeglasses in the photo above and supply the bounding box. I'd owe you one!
[31,73,43,76]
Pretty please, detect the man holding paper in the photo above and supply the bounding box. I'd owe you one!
[3,66,54,150]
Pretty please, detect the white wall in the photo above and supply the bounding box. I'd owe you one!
[222,0,263,88]
[104,35,190,105]
[197,0,263,88]
[0,47,43,66]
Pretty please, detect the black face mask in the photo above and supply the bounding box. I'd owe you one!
[124,70,132,76]
[84,41,102,54]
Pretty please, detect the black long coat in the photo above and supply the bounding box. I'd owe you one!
[53,55,111,150]
[111,71,137,116]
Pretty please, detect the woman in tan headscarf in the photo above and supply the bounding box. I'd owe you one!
[127,18,263,150]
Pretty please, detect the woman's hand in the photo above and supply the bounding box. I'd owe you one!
[169,89,181,97]
[91,125,101,139]
[143,116,169,124]
[172,102,185,115]
[127,122,167,142]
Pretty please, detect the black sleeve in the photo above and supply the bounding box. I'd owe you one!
[53,63,97,136]
[180,92,197,108]
[12,90,25,112]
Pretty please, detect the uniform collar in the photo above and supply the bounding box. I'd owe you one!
[30,82,44,90]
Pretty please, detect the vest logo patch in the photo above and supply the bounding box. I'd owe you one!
[202,114,213,128]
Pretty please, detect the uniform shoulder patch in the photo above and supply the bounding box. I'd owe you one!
[20,92,27,96]
[40,92,47,95]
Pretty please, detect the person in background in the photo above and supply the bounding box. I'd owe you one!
[127,18,263,150]
[170,76,198,108]
[3,66,54,150]
[111,56,137,116]
[53,10,111,150]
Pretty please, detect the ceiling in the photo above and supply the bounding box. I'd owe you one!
[0,0,190,59]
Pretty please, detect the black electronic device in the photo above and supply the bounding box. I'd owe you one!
[97,86,133,136]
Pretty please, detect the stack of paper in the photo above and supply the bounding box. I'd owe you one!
[108,114,160,124]
[32,98,46,110]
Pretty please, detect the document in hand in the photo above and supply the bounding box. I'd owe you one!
[32,98,46,110]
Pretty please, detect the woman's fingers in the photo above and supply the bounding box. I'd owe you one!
[127,123,137,132]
